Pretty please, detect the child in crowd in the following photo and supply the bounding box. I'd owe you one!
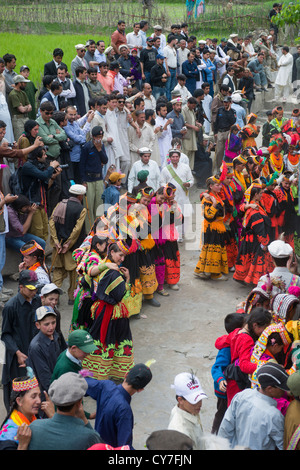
[214,307,272,407]
[211,312,247,434]
[27,306,61,404]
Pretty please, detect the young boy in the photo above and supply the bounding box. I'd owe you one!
[168,371,208,450]
[51,329,97,382]
[101,171,125,215]
[86,67,106,100]
[40,282,67,351]
[51,329,98,420]
[27,306,61,397]
[262,110,273,147]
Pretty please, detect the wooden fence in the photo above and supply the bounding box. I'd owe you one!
[0,1,270,35]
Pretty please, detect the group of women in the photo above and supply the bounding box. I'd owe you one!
[67,184,183,382]
[194,106,300,286]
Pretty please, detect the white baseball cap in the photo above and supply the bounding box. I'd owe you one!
[171,372,207,404]
[40,283,63,296]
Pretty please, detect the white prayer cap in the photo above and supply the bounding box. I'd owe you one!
[198,40,206,44]
[232,93,242,103]
[139,147,152,154]
[170,97,182,104]
[230,33,238,38]
[75,44,86,49]
[268,240,293,258]
[69,184,87,196]
[104,46,113,55]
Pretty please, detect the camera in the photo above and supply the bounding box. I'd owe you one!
[59,164,69,169]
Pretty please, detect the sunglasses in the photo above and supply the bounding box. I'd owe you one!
[118,100,125,103]
[44,111,53,115]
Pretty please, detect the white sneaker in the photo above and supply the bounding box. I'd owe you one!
[169,284,179,290]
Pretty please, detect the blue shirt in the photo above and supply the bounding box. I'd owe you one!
[63,117,90,163]
[102,185,121,214]
[85,377,134,449]
[211,347,231,399]
[202,58,216,82]
[79,141,108,183]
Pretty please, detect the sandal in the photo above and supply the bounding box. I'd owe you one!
[157,289,169,296]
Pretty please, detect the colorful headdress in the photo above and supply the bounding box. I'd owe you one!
[246,113,257,123]
[277,171,297,185]
[260,172,279,187]
[271,293,300,324]
[245,285,271,314]
[20,240,44,256]
[219,162,232,181]
[233,154,247,165]
[136,186,154,201]
[244,180,263,203]
[163,183,176,199]
[206,174,221,187]
[250,322,292,366]
[12,367,39,393]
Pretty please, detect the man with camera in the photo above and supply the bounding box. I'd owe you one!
[36,101,67,214]
[21,145,61,241]
[63,105,95,184]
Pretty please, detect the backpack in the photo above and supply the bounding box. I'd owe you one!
[9,167,24,195]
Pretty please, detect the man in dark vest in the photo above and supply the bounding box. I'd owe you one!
[49,184,87,305]
[55,64,76,106]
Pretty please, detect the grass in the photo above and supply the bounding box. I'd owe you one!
[0,0,290,88]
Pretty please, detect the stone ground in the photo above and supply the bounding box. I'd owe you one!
[0,231,251,450]
[0,87,297,450]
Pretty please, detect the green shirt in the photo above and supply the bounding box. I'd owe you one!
[51,349,81,383]
[24,81,38,119]
[7,88,30,116]
[36,116,67,159]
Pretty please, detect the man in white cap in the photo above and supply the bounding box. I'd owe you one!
[257,239,300,295]
[168,371,207,450]
[226,33,242,61]
[151,25,166,52]
[231,92,246,128]
[49,184,87,305]
[7,75,32,140]
[71,44,88,80]
[128,147,160,193]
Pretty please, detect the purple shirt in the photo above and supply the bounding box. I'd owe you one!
[6,206,28,238]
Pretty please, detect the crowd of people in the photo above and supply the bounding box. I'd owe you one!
[0,5,300,451]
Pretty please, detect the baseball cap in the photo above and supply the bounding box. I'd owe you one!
[19,270,38,290]
[40,283,63,296]
[109,172,126,183]
[68,329,97,353]
[35,306,57,321]
[146,36,154,42]
[91,125,104,137]
[20,65,30,72]
[156,53,165,60]
[256,362,289,391]
[126,363,152,389]
[287,371,300,397]
[171,372,207,404]
[13,75,30,84]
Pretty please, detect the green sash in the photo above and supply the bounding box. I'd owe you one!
[166,164,188,195]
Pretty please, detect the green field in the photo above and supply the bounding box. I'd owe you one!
[0,0,288,88]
